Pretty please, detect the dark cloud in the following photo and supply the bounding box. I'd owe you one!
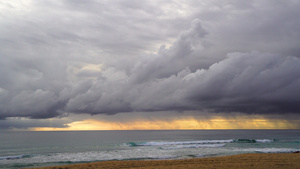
[129,19,208,83]
[0,118,69,130]
[63,50,300,115]
[0,0,300,129]
[185,52,300,114]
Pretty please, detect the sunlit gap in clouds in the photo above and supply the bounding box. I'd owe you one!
[32,116,300,131]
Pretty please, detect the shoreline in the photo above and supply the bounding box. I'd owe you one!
[27,153,300,169]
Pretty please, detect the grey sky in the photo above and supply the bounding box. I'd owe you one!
[0,0,300,129]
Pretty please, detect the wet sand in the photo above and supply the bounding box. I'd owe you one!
[28,153,300,169]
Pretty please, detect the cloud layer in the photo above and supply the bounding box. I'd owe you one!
[0,0,300,128]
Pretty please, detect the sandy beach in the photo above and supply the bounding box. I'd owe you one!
[27,153,300,169]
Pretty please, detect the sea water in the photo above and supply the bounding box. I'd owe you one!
[0,130,299,168]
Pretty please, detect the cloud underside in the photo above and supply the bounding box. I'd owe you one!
[0,0,300,128]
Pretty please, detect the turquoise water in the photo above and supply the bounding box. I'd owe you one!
[0,130,300,168]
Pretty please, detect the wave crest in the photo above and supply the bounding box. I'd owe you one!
[126,139,234,147]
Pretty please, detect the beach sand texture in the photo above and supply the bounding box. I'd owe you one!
[28,153,300,169]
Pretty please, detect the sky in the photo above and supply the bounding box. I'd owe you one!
[0,0,300,130]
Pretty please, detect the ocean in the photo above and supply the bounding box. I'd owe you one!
[0,130,300,168]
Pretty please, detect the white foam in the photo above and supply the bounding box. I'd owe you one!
[137,140,233,146]
[255,139,274,143]
[194,154,205,157]
[0,148,180,165]
[238,148,300,153]
[161,144,226,150]
[152,155,178,159]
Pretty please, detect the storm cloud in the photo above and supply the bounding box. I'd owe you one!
[0,0,300,128]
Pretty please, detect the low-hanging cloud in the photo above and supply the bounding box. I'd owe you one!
[63,50,300,115]
[0,0,300,126]
[0,118,69,129]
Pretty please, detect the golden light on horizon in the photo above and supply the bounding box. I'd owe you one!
[32,117,299,131]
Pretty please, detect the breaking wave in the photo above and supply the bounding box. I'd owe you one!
[233,139,274,143]
[0,155,31,160]
[160,144,226,150]
[127,138,274,147]
[126,139,234,147]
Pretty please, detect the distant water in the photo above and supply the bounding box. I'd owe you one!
[0,130,300,168]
